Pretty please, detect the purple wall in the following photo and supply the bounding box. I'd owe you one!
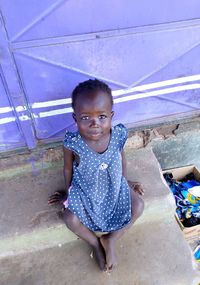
[0,1,200,151]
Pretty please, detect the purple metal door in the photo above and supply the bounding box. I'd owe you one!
[0,16,36,151]
[0,0,200,151]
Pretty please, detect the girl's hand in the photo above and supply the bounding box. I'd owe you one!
[48,190,67,205]
[128,181,145,196]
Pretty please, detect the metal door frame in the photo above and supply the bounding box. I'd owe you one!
[0,13,36,149]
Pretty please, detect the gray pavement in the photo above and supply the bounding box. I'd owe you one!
[0,147,200,285]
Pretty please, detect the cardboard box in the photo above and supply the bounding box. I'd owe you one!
[163,165,200,181]
[163,165,200,249]
[175,213,200,249]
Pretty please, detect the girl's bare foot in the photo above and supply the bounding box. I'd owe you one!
[100,235,117,271]
[92,240,106,271]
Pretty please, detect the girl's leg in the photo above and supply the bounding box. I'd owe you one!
[63,209,106,270]
[100,191,144,270]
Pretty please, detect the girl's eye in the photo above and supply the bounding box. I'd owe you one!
[81,116,89,120]
[99,115,107,119]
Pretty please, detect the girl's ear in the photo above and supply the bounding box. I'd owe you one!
[72,113,77,122]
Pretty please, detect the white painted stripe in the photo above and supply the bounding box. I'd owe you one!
[19,115,30,121]
[114,83,200,103]
[38,107,73,118]
[18,83,200,119]
[112,74,200,96]
[16,106,26,112]
[0,115,30,124]
[0,106,26,114]
[0,78,200,124]
[0,107,13,114]
[34,83,200,117]
[0,115,31,124]
[32,98,71,108]
[0,117,16,124]
[30,74,200,109]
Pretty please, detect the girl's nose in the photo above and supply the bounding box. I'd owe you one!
[90,117,99,126]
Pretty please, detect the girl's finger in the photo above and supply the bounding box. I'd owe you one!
[51,192,62,197]
[48,198,60,204]
[49,192,64,200]
[54,191,65,195]
[138,189,145,195]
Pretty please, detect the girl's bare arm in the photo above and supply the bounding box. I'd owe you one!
[48,146,73,204]
[63,145,73,190]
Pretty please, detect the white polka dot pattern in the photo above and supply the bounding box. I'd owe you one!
[63,124,132,232]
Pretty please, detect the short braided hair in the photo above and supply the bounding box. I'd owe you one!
[71,79,113,110]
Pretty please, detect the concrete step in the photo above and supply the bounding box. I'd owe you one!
[0,219,198,285]
[0,148,200,285]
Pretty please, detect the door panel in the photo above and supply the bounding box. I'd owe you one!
[0,0,200,151]
[1,0,200,42]
[0,75,26,151]
[13,23,200,138]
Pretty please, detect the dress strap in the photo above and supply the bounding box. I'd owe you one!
[113,124,128,151]
[63,131,82,154]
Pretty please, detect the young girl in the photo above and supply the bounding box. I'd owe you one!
[48,79,144,271]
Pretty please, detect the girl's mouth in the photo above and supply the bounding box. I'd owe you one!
[89,131,102,137]
[90,132,101,136]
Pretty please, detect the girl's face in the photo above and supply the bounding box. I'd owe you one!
[73,91,114,141]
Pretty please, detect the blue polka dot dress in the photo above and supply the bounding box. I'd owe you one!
[63,124,132,233]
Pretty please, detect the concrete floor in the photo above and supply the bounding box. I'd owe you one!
[0,147,200,285]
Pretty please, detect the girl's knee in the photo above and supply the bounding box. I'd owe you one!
[63,209,79,228]
[132,192,144,218]
[137,196,144,216]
